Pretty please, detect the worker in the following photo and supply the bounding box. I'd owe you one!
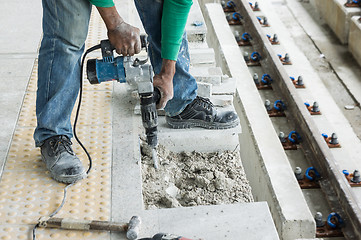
[35,0,239,184]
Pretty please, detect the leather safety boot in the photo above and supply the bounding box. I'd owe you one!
[166,96,239,129]
[40,135,86,183]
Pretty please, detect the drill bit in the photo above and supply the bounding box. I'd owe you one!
[152,148,159,169]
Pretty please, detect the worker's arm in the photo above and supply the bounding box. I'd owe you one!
[91,0,141,56]
[154,0,193,109]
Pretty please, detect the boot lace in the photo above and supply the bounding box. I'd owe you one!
[50,136,74,155]
[195,96,213,111]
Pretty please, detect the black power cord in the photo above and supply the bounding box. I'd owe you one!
[32,44,101,240]
[73,44,101,175]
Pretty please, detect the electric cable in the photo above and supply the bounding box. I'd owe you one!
[32,44,101,240]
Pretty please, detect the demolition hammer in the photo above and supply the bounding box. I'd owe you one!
[86,36,160,168]
[140,233,196,240]
[37,216,141,240]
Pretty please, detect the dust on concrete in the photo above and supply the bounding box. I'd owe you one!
[141,143,254,210]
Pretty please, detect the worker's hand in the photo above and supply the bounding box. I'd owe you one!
[108,22,141,56]
[153,59,176,109]
[96,6,141,56]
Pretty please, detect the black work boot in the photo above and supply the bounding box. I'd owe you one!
[166,96,240,129]
[40,135,86,183]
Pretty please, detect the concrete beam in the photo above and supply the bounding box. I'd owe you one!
[313,0,361,44]
[201,3,315,239]
[349,16,361,67]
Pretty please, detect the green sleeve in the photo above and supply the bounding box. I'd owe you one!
[89,0,115,7]
[161,0,193,61]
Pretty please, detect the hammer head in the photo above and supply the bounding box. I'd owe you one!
[126,216,141,240]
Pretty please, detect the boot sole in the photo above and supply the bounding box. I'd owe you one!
[166,117,240,129]
[50,171,87,184]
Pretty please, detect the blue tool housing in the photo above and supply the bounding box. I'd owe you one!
[96,57,126,83]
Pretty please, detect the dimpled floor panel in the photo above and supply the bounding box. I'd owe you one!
[0,8,113,240]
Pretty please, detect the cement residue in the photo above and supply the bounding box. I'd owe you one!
[141,143,254,210]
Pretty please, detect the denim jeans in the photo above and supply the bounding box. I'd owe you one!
[34,0,197,146]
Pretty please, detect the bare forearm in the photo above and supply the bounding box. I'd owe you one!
[96,6,141,56]
[96,6,123,30]
[160,59,176,77]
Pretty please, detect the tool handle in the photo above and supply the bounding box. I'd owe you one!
[126,216,141,240]
[41,217,128,232]
[101,34,148,56]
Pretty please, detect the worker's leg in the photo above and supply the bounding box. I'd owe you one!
[134,0,239,129]
[134,0,198,117]
[34,0,92,146]
[34,0,91,183]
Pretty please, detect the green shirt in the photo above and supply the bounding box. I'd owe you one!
[89,0,192,61]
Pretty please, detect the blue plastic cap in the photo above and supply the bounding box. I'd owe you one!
[227,1,235,7]
[342,170,349,176]
[288,131,301,143]
[322,133,328,138]
[327,212,343,229]
[305,167,320,180]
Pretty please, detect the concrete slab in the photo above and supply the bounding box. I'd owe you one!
[201,2,315,239]
[349,16,361,67]
[212,77,237,95]
[189,48,216,67]
[313,0,361,44]
[190,66,223,85]
[111,72,278,240]
[0,59,35,78]
[210,94,233,107]
[0,0,42,54]
[0,77,29,171]
[197,81,212,98]
[157,115,241,153]
[186,0,208,42]
[140,203,279,240]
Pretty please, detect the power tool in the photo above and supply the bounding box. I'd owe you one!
[86,36,160,168]
[140,233,195,240]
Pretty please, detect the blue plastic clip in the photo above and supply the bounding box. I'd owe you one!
[327,212,344,229]
[251,52,261,61]
[342,170,349,176]
[261,74,272,84]
[242,32,252,41]
[288,131,301,143]
[233,12,242,20]
[305,167,321,181]
[304,102,310,107]
[274,100,285,111]
[227,0,236,7]
[192,21,204,27]
[322,133,328,138]
[290,76,295,81]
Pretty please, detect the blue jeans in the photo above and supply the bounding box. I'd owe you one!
[34,0,197,146]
